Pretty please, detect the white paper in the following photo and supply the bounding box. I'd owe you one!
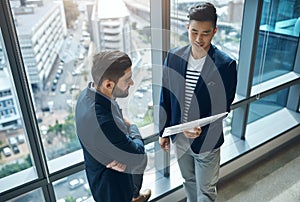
[162,112,228,137]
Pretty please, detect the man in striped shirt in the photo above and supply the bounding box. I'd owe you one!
[159,2,237,202]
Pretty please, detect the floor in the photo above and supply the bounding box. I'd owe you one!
[217,135,300,202]
[177,135,300,202]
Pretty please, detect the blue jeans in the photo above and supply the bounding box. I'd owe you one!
[175,137,220,202]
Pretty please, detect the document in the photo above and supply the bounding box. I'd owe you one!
[162,112,228,137]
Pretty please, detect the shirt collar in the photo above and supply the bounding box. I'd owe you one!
[88,82,118,107]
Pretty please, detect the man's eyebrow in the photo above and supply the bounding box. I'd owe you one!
[203,30,211,33]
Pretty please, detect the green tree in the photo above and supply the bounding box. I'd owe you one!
[65,196,76,202]
[63,0,80,28]
[61,113,77,141]
[0,154,32,178]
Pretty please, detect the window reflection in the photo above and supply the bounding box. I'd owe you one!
[253,0,299,85]
[248,88,289,123]
[170,0,244,61]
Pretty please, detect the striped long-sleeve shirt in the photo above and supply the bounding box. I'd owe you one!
[183,55,206,123]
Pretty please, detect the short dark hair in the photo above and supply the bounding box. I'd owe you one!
[187,2,217,28]
[91,50,132,88]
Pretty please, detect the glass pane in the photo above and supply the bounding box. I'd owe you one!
[10,0,81,172]
[253,0,299,85]
[170,0,244,61]
[7,188,45,202]
[0,29,36,192]
[9,0,152,172]
[247,88,289,123]
[53,170,91,201]
[120,0,152,127]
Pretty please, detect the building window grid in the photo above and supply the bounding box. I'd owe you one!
[0,0,299,201]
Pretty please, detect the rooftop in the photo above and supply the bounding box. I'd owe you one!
[12,1,59,35]
[97,0,129,20]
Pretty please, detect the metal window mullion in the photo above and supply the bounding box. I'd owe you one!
[0,179,48,201]
[161,0,170,178]
[151,0,171,177]
[231,77,300,110]
[231,0,264,139]
[0,0,52,199]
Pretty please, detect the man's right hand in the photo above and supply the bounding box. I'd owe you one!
[106,160,127,172]
[159,137,170,152]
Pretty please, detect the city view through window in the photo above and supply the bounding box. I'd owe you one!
[0,0,299,201]
[0,0,244,200]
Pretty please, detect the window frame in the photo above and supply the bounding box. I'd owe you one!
[0,0,299,201]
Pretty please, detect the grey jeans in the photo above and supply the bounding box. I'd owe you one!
[175,138,220,202]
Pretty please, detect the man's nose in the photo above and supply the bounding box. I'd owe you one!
[130,79,134,86]
[196,34,202,42]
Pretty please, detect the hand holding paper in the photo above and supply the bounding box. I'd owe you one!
[162,112,228,137]
[183,126,202,139]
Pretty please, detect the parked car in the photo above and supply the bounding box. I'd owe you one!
[40,125,48,135]
[8,137,18,146]
[12,145,20,154]
[3,147,12,157]
[75,196,88,202]
[51,83,57,92]
[68,178,84,190]
[17,134,25,144]
[57,69,63,75]
[41,106,50,112]
[60,83,67,93]
[70,84,80,91]
[55,73,60,79]
[53,79,58,85]
[58,64,64,71]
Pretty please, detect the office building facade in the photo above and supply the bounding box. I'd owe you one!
[9,0,67,88]
[91,0,132,53]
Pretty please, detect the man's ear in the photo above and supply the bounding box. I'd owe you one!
[213,27,218,35]
[104,80,115,90]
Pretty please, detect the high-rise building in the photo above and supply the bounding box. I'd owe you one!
[91,0,132,53]
[0,68,21,130]
[9,0,67,89]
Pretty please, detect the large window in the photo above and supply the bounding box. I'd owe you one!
[10,0,83,173]
[0,0,299,201]
[8,0,153,175]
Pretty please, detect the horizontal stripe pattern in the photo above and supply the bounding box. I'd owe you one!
[183,69,201,123]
